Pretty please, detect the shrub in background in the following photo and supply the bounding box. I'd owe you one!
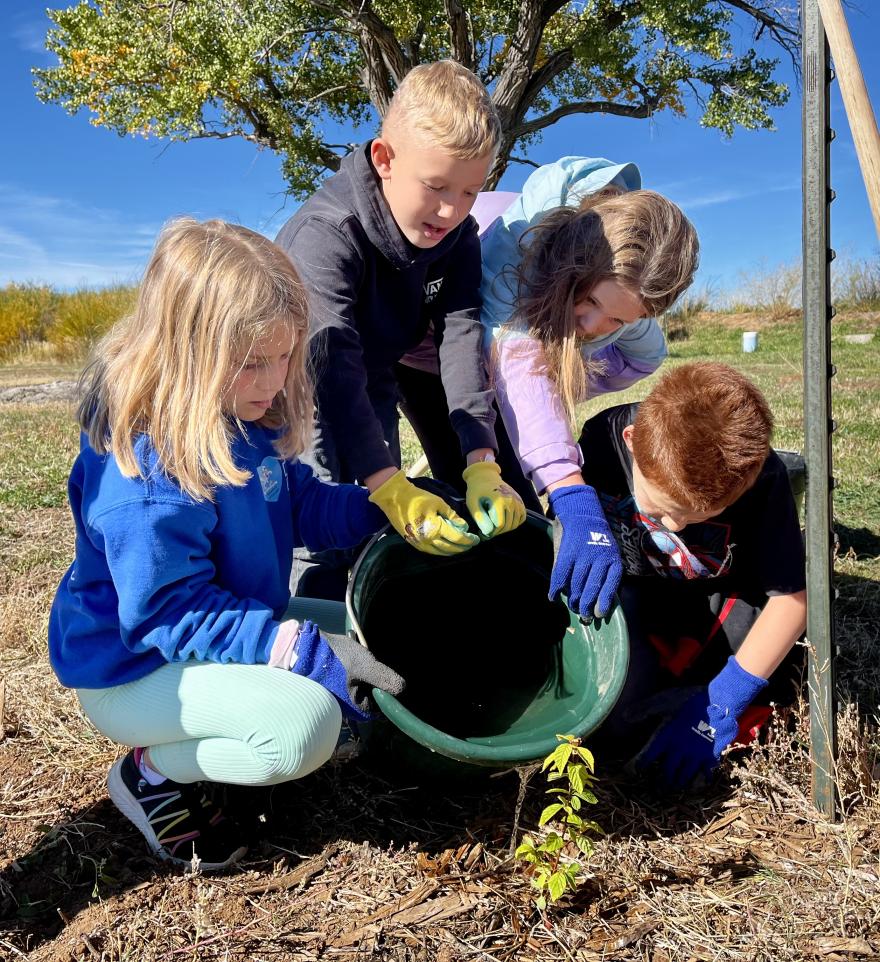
[834,255,880,311]
[0,284,57,356]
[661,284,715,342]
[734,259,801,319]
[47,286,136,357]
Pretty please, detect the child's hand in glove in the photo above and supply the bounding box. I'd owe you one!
[369,469,479,555]
[462,460,527,538]
[636,656,768,789]
[292,622,405,722]
[548,484,622,618]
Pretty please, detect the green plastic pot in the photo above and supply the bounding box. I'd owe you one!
[345,510,629,768]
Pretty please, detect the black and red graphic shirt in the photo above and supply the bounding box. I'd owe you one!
[577,404,805,598]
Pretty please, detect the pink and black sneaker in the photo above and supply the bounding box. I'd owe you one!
[107,750,247,871]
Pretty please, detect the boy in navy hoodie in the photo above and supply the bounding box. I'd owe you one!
[276,61,533,598]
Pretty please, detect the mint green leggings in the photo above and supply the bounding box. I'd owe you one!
[76,598,348,787]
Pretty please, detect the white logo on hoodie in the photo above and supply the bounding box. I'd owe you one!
[424,277,444,303]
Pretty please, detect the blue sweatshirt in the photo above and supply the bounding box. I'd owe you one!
[49,426,386,689]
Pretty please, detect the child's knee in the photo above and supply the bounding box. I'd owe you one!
[249,682,342,785]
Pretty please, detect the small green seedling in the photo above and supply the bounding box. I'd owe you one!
[514,734,601,910]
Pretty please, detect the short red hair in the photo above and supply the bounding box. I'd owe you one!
[630,362,773,512]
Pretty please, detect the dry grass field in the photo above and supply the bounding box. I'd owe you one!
[1,309,878,961]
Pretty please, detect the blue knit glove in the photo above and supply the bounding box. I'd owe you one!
[637,657,769,789]
[547,485,623,618]
[292,622,405,723]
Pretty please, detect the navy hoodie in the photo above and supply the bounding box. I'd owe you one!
[49,426,385,689]
[275,142,497,481]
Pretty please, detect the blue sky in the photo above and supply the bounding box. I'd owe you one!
[2,3,878,297]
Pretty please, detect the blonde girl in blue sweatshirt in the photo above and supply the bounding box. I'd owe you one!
[49,219,403,871]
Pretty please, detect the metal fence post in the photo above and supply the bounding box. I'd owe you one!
[802,0,838,819]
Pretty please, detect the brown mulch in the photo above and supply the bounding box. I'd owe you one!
[1,407,879,961]
[2,665,878,962]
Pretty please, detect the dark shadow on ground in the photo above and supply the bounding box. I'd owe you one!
[836,521,880,561]
[833,565,880,711]
[3,561,876,955]
[0,733,740,955]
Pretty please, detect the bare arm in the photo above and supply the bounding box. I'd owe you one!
[734,590,807,679]
[544,472,586,493]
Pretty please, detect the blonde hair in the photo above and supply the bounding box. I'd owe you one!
[382,60,501,160]
[512,189,699,422]
[78,218,313,501]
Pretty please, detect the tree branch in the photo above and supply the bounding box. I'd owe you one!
[492,0,564,122]
[509,154,541,168]
[194,128,277,148]
[316,144,344,172]
[540,0,571,22]
[721,0,798,36]
[315,0,410,116]
[334,0,410,82]
[359,36,395,114]
[200,128,343,177]
[444,0,474,69]
[514,95,660,138]
[514,48,574,124]
[300,83,353,105]
[257,58,286,103]
[720,0,799,66]
[404,18,426,66]
[229,97,278,147]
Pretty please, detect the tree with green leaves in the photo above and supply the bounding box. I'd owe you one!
[35,1,798,197]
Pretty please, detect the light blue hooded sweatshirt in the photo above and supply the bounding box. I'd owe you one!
[478,157,669,493]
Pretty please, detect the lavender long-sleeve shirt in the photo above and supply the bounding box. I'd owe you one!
[479,157,669,493]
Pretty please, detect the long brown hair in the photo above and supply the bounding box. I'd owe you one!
[512,189,699,422]
[78,218,313,501]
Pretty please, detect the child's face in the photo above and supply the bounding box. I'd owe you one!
[573,279,645,339]
[371,134,492,248]
[630,463,724,532]
[622,426,725,532]
[226,322,293,422]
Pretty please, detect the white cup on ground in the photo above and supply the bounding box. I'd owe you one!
[742,331,759,353]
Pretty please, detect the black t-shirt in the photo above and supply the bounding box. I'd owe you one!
[578,404,806,599]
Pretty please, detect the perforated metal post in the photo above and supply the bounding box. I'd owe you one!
[802,0,838,819]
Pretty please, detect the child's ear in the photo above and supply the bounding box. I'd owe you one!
[371,137,394,180]
[621,424,635,453]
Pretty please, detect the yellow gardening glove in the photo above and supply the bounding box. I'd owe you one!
[369,469,479,556]
[462,460,527,539]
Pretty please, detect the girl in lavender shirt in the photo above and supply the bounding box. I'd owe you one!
[475,157,699,619]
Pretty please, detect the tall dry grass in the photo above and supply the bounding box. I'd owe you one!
[661,283,718,341]
[724,254,880,317]
[47,286,136,355]
[0,284,57,354]
[0,283,136,361]
[835,255,880,310]
[730,259,802,318]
